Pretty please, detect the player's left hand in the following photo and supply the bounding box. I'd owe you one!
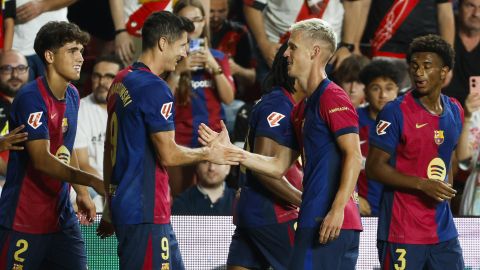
[318,208,344,244]
[96,218,115,239]
[16,0,45,24]
[198,122,221,146]
[76,193,96,225]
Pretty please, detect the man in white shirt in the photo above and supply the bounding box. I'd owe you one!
[73,55,124,211]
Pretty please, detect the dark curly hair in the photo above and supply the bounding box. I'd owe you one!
[34,21,90,65]
[142,11,194,51]
[406,34,455,70]
[262,41,295,94]
[359,60,402,87]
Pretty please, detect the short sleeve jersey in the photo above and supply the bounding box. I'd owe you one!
[236,87,302,227]
[369,91,463,244]
[107,62,175,225]
[299,79,362,230]
[0,77,79,234]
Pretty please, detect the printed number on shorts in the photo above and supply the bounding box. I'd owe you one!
[14,239,28,263]
[394,248,406,270]
[161,237,169,260]
[110,112,118,166]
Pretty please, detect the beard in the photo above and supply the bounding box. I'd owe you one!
[0,79,21,98]
[93,86,108,104]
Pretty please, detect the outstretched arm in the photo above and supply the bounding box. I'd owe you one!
[26,139,105,196]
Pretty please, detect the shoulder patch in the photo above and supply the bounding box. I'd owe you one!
[267,112,285,127]
[161,102,173,120]
[28,111,43,129]
[376,120,391,135]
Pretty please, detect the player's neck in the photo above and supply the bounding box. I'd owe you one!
[304,66,327,97]
[45,70,69,100]
[417,90,443,115]
[138,51,164,75]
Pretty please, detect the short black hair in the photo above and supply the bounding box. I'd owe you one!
[359,60,402,87]
[34,21,90,65]
[142,11,195,51]
[94,55,125,70]
[262,42,295,94]
[407,34,455,70]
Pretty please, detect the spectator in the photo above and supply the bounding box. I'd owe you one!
[443,0,480,105]
[0,50,29,176]
[359,0,455,90]
[357,60,401,216]
[13,0,77,80]
[172,161,234,215]
[72,55,124,212]
[167,0,235,197]
[333,54,370,107]
[210,0,256,98]
[210,0,257,133]
[1,0,15,51]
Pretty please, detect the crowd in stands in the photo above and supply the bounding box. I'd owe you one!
[0,0,478,218]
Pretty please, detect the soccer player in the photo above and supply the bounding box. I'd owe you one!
[199,18,363,269]
[226,42,303,270]
[0,22,104,270]
[356,60,401,216]
[366,34,464,269]
[100,11,244,270]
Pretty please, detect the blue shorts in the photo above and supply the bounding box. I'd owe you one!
[288,228,359,270]
[115,223,184,270]
[378,238,464,270]
[0,224,87,270]
[227,220,296,270]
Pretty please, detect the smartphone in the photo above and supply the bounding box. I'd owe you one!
[189,38,205,54]
[470,76,480,94]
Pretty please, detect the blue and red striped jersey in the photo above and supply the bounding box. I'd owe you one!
[175,49,234,147]
[107,62,174,225]
[0,77,79,234]
[369,90,463,244]
[236,87,301,227]
[357,106,384,216]
[299,79,362,230]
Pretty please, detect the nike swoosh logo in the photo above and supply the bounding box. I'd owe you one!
[51,113,57,119]
[416,123,428,128]
[360,140,367,145]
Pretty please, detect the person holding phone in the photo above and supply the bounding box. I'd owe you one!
[167,0,235,196]
[456,75,480,216]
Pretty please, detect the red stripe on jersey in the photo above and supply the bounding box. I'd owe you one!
[13,78,67,233]
[382,243,391,270]
[0,233,11,269]
[287,224,295,246]
[274,162,302,223]
[153,164,171,224]
[142,233,153,270]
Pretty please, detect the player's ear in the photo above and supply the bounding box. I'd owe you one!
[311,45,320,59]
[44,50,54,65]
[440,66,449,80]
[158,37,168,52]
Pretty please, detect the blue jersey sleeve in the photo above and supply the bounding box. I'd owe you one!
[369,101,402,155]
[13,91,49,141]
[141,80,175,133]
[253,98,298,150]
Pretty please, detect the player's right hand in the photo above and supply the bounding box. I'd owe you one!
[358,196,372,216]
[96,218,115,239]
[198,122,221,146]
[418,178,457,202]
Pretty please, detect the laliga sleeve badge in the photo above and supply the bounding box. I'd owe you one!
[27,111,43,129]
[161,102,173,120]
[376,120,391,135]
[267,112,285,127]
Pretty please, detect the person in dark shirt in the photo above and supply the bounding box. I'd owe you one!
[172,161,235,215]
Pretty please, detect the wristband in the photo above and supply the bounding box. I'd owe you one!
[114,29,127,36]
[338,42,355,52]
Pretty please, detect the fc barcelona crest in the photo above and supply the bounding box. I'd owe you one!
[434,130,444,145]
